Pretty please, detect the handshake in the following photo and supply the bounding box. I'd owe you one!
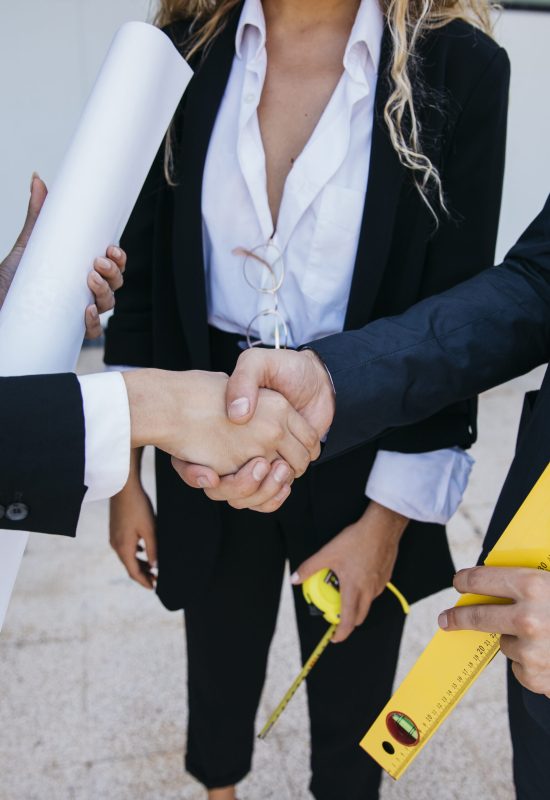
[124,347,336,513]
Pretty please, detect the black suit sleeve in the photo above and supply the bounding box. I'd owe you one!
[313,194,550,460]
[0,374,87,536]
[377,46,510,454]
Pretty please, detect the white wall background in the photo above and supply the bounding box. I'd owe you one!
[0,4,549,259]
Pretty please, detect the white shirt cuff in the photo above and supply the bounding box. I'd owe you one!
[78,372,131,503]
[365,447,474,525]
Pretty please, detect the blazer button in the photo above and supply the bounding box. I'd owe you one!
[6,502,29,522]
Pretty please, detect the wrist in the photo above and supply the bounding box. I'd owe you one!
[123,369,174,449]
[361,500,410,541]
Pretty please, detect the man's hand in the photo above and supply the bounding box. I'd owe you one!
[173,348,335,510]
[0,174,126,338]
[226,348,335,435]
[439,566,550,697]
[123,369,320,478]
[291,501,408,643]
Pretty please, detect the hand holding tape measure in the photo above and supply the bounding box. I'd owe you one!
[258,569,410,739]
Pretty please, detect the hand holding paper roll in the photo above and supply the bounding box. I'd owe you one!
[0,175,126,335]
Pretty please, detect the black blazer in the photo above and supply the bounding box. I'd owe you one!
[313,195,550,731]
[0,374,87,536]
[105,6,510,611]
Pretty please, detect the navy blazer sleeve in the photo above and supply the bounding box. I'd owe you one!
[312,194,550,459]
[0,374,87,536]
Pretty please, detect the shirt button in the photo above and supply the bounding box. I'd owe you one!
[6,502,29,522]
[244,93,255,104]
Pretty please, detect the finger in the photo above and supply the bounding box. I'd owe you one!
[202,459,272,503]
[333,583,359,643]
[438,602,518,635]
[226,349,269,424]
[499,634,522,663]
[227,459,294,511]
[171,457,222,490]
[286,408,321,462]
[276,434,311,479]
[249,481,292,514]
[141,529,158,571]
[356,592,374,628]
[84,304,103,339]
[93,256,124,291]
[88,270,115,313]
[117,546,154,590]
[453,566,545,602]
[290,550,329,586]
[106,245,127,274]
[15,174,48,249]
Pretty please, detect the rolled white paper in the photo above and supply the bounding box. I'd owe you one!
[0,22,193,630]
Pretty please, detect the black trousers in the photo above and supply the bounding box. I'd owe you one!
[184,478,406,799]
[507,661,550,800]
[183,328,407,798]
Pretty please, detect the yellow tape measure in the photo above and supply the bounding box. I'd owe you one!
[258,569,410,740]
[361,462,550,780]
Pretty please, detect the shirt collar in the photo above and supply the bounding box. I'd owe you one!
[235,0,266,62]
[235,0,384,80]
[344,0,385,85]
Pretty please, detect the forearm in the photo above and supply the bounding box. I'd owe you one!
[313,201,550,459]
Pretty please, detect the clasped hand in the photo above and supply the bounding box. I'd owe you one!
[173,347,336,512]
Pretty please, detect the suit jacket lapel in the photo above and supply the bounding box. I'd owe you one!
[172,7,242,368]
[344,26,405,331]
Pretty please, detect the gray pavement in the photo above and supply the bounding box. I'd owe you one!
[0,348,546,800]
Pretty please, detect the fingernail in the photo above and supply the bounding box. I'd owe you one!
[197,476,212,489]
[30,171,40,191]
[290,571,300,585]
[229,397,250,419]
[98,257,111,269]
[253,462,269,482]
[274,463,290,483]
[91,271,103,287]
[438,613,448,629]
[275,484,291,503]
[89,304,99,320]
[111,246,122,258]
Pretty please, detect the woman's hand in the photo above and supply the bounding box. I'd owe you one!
[291,500,409,643]
[0,174,126,336]
[110,454,157,590]
[85,245,126,338]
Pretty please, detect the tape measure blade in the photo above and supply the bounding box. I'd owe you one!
[360,627,500,780]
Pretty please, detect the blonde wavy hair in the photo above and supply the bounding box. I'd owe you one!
[156,0,495,217]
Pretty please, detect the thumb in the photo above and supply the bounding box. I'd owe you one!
[171,457,221,490]
[226,350,268,425]
[16,174,48,249]
[290,552,329,586]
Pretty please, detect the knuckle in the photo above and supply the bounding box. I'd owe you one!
[522,571,547,600]
[516,609,542,638]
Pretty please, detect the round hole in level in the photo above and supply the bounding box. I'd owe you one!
[386,711,420,747]
[382,741,395,755]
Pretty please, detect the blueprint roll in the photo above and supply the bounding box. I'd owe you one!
[0,22,193,630]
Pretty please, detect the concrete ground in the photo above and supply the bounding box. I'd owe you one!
[0,349,546,800]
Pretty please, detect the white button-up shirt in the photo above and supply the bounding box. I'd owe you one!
[78,371,130,503]
[200,0,474,524]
